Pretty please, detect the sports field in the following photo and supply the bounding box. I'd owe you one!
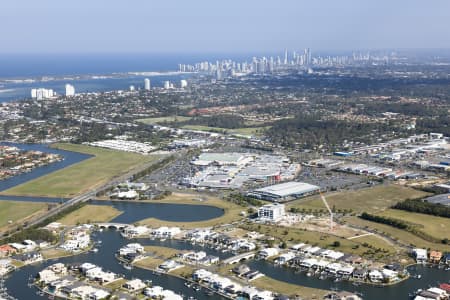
[1,143,161,198]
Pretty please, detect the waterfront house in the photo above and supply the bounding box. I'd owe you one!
[118,243,144,256]
[325,263,342,276]
[80,262,97,274]
[232,264,251,276]
[412,248,428,263]
[274,252,295,265]
[38,269,60,284]
[158,259,182,272]
[337,265,355,277]
[48,263,68,275]
[200,255,220,265]
[9,243,27,252]
[444,253,450,265]
[0,259,13,276]
[70,285,110,300]
[368,269,383,282]
[123,225,149,238]
[258,248,279,259]
[12,251,42,264]
[123,278,146,292]
[352,268,367,280]
[429,250,443,264]
[151,226,181,238]
[183,251,207,262]
[290,243,307,251]
[0,244,17,257]
[325,291,363,300]
[193,269,213,281]
[381,268,398,282]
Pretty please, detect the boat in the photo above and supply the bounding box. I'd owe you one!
[306,271,313,277]
[123,264,133,270]
[184,282,192,288]
[90,248,99,253]
[192,284,201,291]
[205,290,214,296]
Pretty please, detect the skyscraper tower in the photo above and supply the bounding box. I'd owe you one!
[144,78,151,90]
[65,84,75,97]
[284,49,288,65]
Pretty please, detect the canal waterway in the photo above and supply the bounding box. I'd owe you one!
[0,142,91,193]
[1,143,449,299]
[3,228,449,300]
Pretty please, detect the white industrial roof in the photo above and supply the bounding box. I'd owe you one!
[253,181,320,198]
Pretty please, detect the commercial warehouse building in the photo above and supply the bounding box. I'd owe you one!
[247,181,320,202]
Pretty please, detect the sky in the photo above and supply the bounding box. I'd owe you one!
[0,0,450,54]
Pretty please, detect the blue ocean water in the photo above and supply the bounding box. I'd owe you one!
[0,53,251,102]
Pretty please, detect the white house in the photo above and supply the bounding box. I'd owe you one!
[151,227,181,238]
[123,279,146,292]
[274,252,295,265]
[412,248,428,263]
[258,248,279,259]
[369,269,383,282]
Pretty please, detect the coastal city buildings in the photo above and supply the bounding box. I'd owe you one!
[65,84,75,97]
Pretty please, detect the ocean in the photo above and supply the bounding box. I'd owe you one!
[0,53,251,103]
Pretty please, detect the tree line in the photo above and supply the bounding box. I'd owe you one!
[392,199,450,218]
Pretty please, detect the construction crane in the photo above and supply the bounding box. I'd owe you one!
[319,192,334,231]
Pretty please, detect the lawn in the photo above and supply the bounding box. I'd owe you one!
[0,200,47,231]
[252,276,329,299]
[57,204,122,225]
[288,184,430,214]
[377,209,450,241]
[344,216,450,253]
[137,115,192,124]
[143,245,181,259]
[181,125,270,137]
[1,143,161,198]
[41,248,73,259]
[137,192,244,229]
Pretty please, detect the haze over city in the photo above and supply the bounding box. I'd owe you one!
[1,0,450,53]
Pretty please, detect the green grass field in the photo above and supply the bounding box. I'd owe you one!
[288,184,430,214]
[57,204,122,225]
[137,115,192,124]
[1,143,161,198]
[181,125,270,136]
[0,201,47,230]
[345,216,450,252]
[378,209,450,240]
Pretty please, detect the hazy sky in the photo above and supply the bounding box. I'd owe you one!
[1,0,449,54]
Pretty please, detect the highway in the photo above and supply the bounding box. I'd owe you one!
[14,154,176,231]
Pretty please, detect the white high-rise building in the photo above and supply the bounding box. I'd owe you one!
[144,78,151,90]
[31,88,54,100]
[180,79,188,88]
[163,81,170,89]
[65,84,75,97]
[129,85,135,91]
[258,203,285,222]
